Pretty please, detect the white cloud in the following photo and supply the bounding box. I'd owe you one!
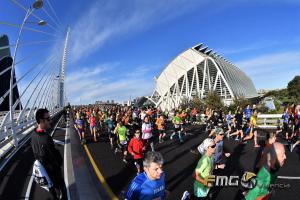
[235,51,300,89]
[220,41,281,55]
[69,0,208,63]
[66,64,155,104]
[66,64,110,83]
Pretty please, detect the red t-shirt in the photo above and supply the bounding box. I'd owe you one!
[128,137,145,159]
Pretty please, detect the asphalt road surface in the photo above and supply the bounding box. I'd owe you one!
[84,124,300,200]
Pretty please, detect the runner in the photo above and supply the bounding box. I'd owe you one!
[193,138,216,199]
[128,130,146,174]
[156,114,166,143]
[256,132,277,171]
[170,112,184,143]
[180,110,188,136]
[292,105,300,138]
[126,151,166,200]
[282,107,290,140]
[245,143,286,200]
[212,128,231,170]
[114,121,128,163]
[142,116,154,151]
[106,115,116,149]
[244,104,253,123]
[225,110,233,137]
[191,107,198,124]
[89,113,98,142]
[229,107,244,141]
[242,109,260,147]
[75,115,86,144]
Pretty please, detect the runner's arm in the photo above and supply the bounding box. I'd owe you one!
[128,140,134,155]
[125,182,140,200]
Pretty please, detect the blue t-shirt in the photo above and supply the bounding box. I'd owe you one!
[77,119,84,127]
[106,119,115,130]
[226,114,233,125]
[214,140,223,164]
[244,108,252,119]
[126,172,166,200]
[282,112,289,124]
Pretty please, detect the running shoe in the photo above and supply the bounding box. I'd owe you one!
[170,133,175,140]
[235,136,239,141]
[181,191,190,200]
[123,159,127,163]
[114,148,118,154]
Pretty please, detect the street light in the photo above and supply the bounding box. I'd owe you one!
[26,20,47,26]
[33,0,44,9]
[8,0,45,147]
[38,20,47,26]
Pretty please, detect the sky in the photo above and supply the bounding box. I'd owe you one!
[1,0,300,105]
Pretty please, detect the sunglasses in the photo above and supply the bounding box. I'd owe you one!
[209,144,216,148]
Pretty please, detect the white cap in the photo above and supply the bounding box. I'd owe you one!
[197,138,214,155]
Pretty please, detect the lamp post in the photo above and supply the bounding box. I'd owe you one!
[9,1,45,147]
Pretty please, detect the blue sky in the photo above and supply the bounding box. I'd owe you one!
[1,0,300,104]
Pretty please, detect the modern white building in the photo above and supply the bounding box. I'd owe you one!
[149,43,258,111]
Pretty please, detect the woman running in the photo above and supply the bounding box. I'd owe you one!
[142,116,154,151]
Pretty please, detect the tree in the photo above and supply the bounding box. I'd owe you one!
[287,75,300,100]
[228,97,251,112]
[205,91,223,110]
[179,96,205,111]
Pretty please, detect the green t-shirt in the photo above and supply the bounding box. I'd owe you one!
[173,116,182,124]
[117,126,127,141]
[194,154,213,197]
[246,166,276,200]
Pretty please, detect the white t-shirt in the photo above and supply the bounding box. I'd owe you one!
[142,122,152,140]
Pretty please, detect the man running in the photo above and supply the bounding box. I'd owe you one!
[106,115,116,149]
[229,107,244,141]
[128,130,146,174]
[245,142,286,200]
[193,138,216,199]
[156,114,166,143]
[114,121,128,163]
[244,104,253,123]
[171,112,184,143]
[126,151,166,200]
[242,109,260,147]
[282,107,290,140]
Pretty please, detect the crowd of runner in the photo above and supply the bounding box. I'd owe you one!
[71,102,300,200]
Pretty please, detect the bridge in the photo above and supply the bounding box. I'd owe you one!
[0,1,299,200]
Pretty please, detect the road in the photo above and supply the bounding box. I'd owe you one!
[84,123,300,200]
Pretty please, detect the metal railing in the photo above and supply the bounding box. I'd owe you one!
[0,0,69,151]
